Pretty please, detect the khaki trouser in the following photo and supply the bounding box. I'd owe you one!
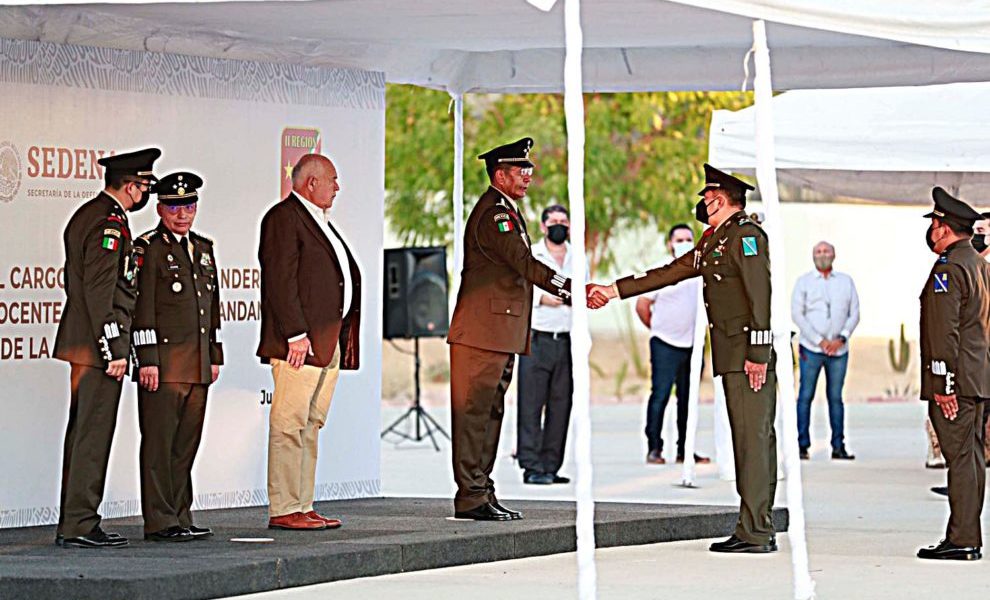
[267,348,340,518]
[929,397,986,547]
[722,370,778,545]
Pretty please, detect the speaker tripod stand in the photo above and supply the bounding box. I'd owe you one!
[381,337,450,451]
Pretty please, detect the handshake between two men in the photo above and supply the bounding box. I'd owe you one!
[584,282,617,309]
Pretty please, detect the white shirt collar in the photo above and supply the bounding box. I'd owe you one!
[295,192,330,221]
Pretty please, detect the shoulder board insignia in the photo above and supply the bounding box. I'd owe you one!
[496,198,510,209]
[107,215,126,225]
[938,255,948,264]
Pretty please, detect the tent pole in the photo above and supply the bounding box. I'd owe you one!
[450,93,465,316]
[751,19,815,600]
[563,1,597,599]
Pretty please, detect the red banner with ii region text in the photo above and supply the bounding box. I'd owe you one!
[280,127,322,199]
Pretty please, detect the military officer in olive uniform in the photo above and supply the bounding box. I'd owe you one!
[132,172,223,543]
[53,148,161,548]
[590,164,778,553]
[447,138,572,521]
[917,187,990,561]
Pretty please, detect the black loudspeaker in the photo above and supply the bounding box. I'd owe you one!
[383,246,449,339]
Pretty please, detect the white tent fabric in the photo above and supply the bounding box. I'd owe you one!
[4,1,990,93]
[709,82,990,203]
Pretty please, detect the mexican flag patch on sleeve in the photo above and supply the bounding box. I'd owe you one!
[497,221,514,233]
[102,236,119,251]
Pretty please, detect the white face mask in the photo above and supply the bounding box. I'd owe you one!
[672,240,694,258]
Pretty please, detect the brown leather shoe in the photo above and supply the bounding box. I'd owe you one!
[304,511,342,529]
[268,512,326,530]
[676,453,712,464]
[646,450,666,464]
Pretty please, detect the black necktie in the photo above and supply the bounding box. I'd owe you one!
[179,236,191,261]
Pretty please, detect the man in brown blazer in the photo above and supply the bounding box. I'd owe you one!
[447,138,572,521]
[917,187,990,561]
[257,154,362,531]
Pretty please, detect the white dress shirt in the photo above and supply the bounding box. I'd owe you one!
[791,269,860,355]
[642,255,700,349]
[531,240,572,333]
[298,194,353,318]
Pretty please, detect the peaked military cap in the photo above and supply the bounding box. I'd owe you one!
[98,148,161,183]
[479,137,535,171]
[925,187,982,228]
[154,171,203,206]
[698,163,755,198]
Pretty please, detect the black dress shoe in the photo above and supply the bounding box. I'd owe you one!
[917,539,981,560]
[187,525,213,539]
[523,472,554,485]
[930,486,949,497]
[144,526,194,542]
[831,447,855,460]
[709,534,777,553]
[552,474,571,484]
[490,501,523,520]
[55,534,63,546]
[454,502,513,521]
[63,527,129,549]
[799,447,810,460]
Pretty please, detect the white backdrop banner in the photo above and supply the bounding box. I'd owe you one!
[0,38,385,528]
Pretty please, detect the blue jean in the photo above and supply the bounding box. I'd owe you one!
[796,347,849,450]
[645,337,692,455]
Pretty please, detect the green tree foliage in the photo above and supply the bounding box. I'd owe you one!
[385,85,752,274]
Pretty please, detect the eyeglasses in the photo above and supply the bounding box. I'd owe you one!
[163,204,198,215]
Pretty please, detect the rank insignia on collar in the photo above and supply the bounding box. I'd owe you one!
[933,272,949,293]
[497,221,514,233]
[938,255,948,264]
[742,236,758,257]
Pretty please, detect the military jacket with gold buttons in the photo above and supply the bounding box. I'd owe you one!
[448,186,572,355]
[131,223,223,384]
[54,192,139,367]
[616,210,772,375]
[919,239,990,400]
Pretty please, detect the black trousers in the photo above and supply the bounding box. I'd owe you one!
[516,330,573,477]
[450,343,515,512]
[57,364,123,538]
[139,382,209,533]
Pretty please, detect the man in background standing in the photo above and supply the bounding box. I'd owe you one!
[791,241,860,461]
[517,204,574,486]
[635,224,709,465]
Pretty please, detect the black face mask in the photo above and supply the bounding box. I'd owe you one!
[695,199,710,225]
[546,224,568,244]
[130,189,151,212]
[972,233,988,253]
[925,224,938,252]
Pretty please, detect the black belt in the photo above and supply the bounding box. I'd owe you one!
[532,330,570,341]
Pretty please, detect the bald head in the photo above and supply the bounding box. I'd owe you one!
[813,241,835,273]
[291,154,339,209]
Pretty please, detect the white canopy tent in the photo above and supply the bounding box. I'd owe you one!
[5,2,990,599]
[709,82,990,203]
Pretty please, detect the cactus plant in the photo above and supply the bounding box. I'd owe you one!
[888,323,910,373]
